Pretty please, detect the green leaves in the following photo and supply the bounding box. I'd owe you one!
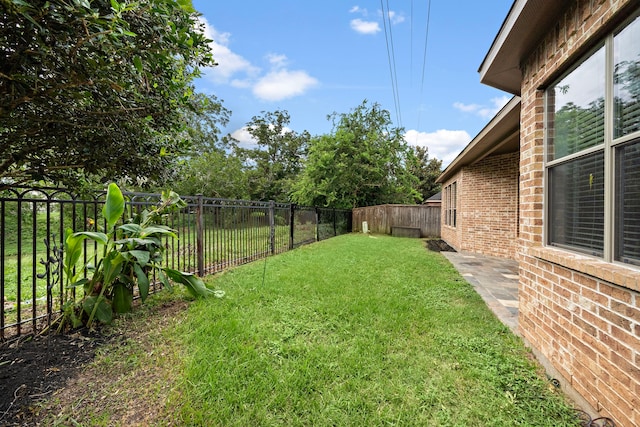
[134,264,150,301]
[103,183,125,230]
[292,100,420,208]
[163,268,215,298]
[1,0,216,187]
[74,231,109,246]
[63,228,85,282]
[83,296,113,324]
[58,183,218,329]
[111,283,133,314]
[133,56,143,72]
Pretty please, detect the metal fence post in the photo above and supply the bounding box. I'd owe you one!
[333,208,337,236]
[315,207,320,242]
[289,204,295,250]
[269,200,275,255]
[196,194,204,276]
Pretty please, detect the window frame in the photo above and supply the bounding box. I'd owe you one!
[444,182,457,228]
[543,9,640,268]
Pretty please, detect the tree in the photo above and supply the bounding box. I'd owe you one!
[238,110,309,202]
[183,93,232,156]
[0,0,214,188]
[408,145,442,201]
[173,150,249,199]
[292,100,420,208]
[170,93,247,199]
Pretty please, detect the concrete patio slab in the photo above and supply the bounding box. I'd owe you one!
[440,251,519,333]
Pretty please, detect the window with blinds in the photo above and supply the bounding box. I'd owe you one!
[549,152,604,255]
[444,182,457,227]
[615,140,640,265]
[547,46,605,162]
[546,10,640,267]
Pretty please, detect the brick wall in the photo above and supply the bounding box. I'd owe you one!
[519,1,639,425]
[441,151,519,259]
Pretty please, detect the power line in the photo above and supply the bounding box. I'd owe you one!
[416,0,432,139]
[419,0,432,97]
[380,0,402,127]
[410,0,414,88]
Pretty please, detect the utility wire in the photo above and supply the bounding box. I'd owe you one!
[419,0,432,97]
[410,0,414,87]
[386,0,402,128]
[416,0,432,141]
[380,0,402,127]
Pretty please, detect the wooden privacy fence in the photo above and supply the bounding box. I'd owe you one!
[352,204,441,238]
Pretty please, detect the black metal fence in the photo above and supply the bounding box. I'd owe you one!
[0,187,352,341]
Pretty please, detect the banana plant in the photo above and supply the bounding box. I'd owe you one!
[62,183,217,328]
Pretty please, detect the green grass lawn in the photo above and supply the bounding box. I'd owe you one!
[172,234,579,426]
[41,233,580,426]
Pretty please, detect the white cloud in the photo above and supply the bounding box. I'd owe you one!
[198,17,260,84]
[387,11,405,25]
[266,53,288,69]
[198,18,318,102]
[253,70,319,101]
[230,127,257,149]
[350,18,380,34]
[453,96,511,119]
[349,6,365,14]
[231,124,294,149]
[404,129,472,167]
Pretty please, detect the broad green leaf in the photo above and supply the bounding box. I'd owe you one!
[114,237,158,247]
[103,183,125,230]
[73,231,108,245]
[127,250,150,266]
[64,228,85,275]
[118,223,143,236]
[158,269,172,291]
[67,278,89,288]
[163,268,213,298]
[161,190,187,209]
[134,263,150,301]
[140,226,177,238]
[102,251,124,287]
[83,296,113,324]
[112,283,133,313]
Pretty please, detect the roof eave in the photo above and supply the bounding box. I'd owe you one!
[478,0,566,95]
[436,96,521,184]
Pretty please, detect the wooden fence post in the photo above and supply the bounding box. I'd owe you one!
[196,194,204,276]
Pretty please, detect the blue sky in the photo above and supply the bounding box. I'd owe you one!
[191,1,514,166]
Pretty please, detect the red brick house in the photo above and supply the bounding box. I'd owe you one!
[440,1,640,425]
[437,96,520,259]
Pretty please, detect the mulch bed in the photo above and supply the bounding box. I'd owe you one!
[0,329,111,426]
[426,239,456,252]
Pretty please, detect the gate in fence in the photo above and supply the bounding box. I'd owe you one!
[0,187,352,341]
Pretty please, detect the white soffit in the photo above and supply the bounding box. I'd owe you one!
[479,0,566,95]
